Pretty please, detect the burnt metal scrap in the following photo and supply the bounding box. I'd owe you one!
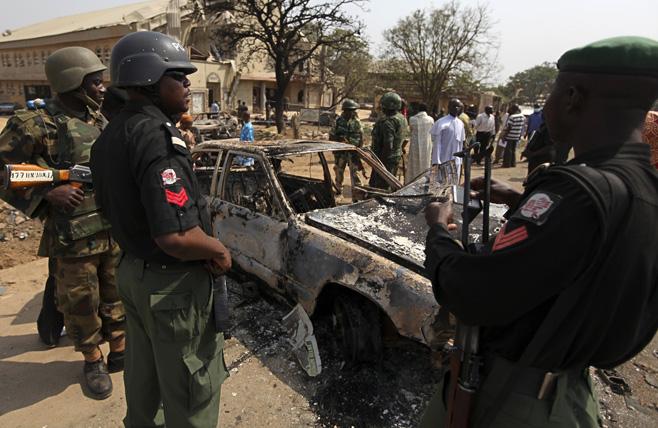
[306,170,508,275]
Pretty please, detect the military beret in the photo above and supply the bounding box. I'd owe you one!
[557,36,658,77]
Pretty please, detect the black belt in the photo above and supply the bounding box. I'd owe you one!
[122,252,205,272]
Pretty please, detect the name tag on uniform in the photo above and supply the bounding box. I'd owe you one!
[171,136,187,149]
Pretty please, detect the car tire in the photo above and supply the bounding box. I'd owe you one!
[332,293,382,363]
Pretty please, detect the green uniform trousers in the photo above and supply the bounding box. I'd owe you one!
[54,241,125,353]
[368,157,400,190]
[420,357,602,428]
[117,254,228,428]
[334,152,362,190]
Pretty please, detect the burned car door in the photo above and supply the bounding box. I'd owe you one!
[213,152,289,289]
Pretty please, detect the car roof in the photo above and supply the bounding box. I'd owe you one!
[193,139,356,157]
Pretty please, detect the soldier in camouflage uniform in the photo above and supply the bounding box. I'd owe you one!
[0,47,125,399]
[370,92,407,188]
[330,99,363,194]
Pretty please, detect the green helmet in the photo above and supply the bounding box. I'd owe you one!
[341,99,359,110]
[380,92,402,111]
[45,47,106,93]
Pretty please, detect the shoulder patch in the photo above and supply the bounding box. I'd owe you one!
[511,191,561,226]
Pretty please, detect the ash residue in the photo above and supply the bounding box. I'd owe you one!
[226,278,442,427]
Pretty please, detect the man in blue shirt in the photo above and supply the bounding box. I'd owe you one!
[238,112,255,167]
[526,103,544,139]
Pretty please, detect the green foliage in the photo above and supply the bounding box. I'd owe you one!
[498,62,558,104]
[382,1,497,109]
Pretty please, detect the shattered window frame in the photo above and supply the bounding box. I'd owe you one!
[218,151,288,221]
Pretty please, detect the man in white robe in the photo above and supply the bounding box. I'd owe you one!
[430,99,465,181]
[406,103,435,184]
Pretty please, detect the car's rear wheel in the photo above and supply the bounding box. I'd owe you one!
[332,293,382,362]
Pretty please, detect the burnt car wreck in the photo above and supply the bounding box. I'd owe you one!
[192,139,506,375]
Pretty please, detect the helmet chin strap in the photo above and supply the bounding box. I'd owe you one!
[71,87,101,111]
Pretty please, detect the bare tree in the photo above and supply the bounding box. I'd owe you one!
[214,0,366,133]
[383,1,497,110]
[321,30,373,106]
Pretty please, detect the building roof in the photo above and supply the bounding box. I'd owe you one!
[0,0,170,44]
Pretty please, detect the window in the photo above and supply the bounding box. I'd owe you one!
[222,154,284,219]
[192,150,224,196]
[41,51,47,64]
[274,152,335,212]
[103,47,110,64]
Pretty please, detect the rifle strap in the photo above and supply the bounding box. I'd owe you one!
[473,165,630,427]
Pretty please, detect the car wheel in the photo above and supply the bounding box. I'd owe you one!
[332,293,382,362]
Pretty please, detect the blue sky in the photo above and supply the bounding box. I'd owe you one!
[1,0,656,83]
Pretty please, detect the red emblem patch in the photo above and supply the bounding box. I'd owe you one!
[520,193,553,220]
[492,224,529,252]
[165,188,189,207]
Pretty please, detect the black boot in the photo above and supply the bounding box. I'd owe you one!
[83,358,113,400]
[107,351,125,373]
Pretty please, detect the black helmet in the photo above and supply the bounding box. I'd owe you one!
[111,31,197,88]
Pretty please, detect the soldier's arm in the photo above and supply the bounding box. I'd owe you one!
[381,120,397,160]
[0,118,54,217]
[131,121,231,269]
[425,177,599,326]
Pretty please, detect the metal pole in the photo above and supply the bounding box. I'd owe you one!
[461,146,472,247]
[482,147,492,243]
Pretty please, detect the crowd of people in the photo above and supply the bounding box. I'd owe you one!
[0,28,657,428]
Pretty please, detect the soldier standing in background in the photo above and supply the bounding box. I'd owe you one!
[330,99,363,194]
[0,47,125,399]
[370,92,406,188]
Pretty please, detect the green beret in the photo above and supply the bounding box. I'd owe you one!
[557,36,658,77]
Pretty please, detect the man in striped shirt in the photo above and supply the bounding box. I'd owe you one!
[501,104,526,168]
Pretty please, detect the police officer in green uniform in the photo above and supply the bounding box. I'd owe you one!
[370,92,407,188]
[331,99,363,194]
[91,31,232,428]
[421,36,658,428]
[0,47,125,399]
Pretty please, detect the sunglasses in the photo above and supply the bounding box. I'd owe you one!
[163,71,189,83]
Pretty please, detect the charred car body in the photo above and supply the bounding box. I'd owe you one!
[193,112,240,140]
[192,140,505,374]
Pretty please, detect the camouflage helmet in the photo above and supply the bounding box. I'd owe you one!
[45,47,106,93]
[341,99,359,110]
[380,92,402,111]
[111,31,197,88]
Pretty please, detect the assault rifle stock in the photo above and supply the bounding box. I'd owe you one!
[1,164,92,190]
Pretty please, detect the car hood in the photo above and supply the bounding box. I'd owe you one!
[305,171,508,275]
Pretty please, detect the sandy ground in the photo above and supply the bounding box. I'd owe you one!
[0,116,656,427]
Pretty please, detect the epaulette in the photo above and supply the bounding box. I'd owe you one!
[522,162,551,187]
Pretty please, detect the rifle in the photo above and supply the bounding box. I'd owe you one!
[444,140,488,428]
[1,164,92,190]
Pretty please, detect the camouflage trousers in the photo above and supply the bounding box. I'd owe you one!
[54,240,125,353]
[334,153,362,191]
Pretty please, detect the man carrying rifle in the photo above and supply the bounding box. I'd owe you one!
[421,36,658,427]
[0,47,125,399]
[331,99,363,195]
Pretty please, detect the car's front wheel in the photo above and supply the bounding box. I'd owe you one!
[332,293,383,363]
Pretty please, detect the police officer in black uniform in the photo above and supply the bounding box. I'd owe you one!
[421,36,658,427]
[90,31,232,428]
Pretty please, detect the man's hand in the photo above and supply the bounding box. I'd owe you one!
[425,199,458,230]
[471,177,522,207]
[45,184,84,210]
[209,252,232,275]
